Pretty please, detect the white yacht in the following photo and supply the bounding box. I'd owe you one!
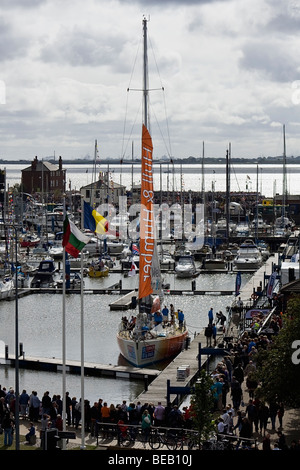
[235,222,250,237]
[175,254,197,278]
[233,239,263,271]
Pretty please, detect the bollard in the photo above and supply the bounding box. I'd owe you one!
[144,374,148,391]
[131,296,137,309]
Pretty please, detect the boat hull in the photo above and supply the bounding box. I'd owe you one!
[20,238,40,248]
[175,269,196,278]
[233,260,262,271]
[117,329,188,367]
[202,257,228,271]
[88,266,109,278]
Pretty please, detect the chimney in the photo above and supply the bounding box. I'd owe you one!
[32,156,38,170]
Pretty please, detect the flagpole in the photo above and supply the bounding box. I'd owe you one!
[62,198,67,450]
[80,197,85,449]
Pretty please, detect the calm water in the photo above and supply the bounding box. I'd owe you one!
[0,269,252,404]
[3,162,300,198]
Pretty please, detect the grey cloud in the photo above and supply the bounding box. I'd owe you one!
[119,0,228,4]
[39,28,126,69]
[1,0,47,7]
[268,13,300,34]
[239,41,297,83]
[0,18,29,61]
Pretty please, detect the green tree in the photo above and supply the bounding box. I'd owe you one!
[254,294,300,407]
[190,370,215,444]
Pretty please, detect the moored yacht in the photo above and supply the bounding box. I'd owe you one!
[117,18,188,367]
[233,238,262,271]
[175,254,197,278]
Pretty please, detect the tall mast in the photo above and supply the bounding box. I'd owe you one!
[143,17,149,129]
[226,143,231,242]
[282,124,286,223]
[201,141,205,201]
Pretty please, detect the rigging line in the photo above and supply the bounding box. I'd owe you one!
[148,32,173,158]
[120,90,130,159]
[162,88,173,159]
[230,164,241,192]
[121,99,143,159]
[149,101,172,158]
[120,36,142,159]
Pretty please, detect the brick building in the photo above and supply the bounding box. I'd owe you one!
[21,156,66,196]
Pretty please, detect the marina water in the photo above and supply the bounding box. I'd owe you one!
[0,270,252,405]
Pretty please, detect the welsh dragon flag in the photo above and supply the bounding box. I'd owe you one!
[62,215,90,258]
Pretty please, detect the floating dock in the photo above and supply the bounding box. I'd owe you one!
[0,354,158,381]
[109,290,137,310]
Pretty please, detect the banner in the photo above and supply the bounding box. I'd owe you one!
[139,125,154,299]
[235,271,241,297]
[267,271,277,299]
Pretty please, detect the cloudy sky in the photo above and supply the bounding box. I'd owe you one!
[1,0,300,161]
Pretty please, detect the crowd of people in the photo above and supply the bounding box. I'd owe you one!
[208,307,299,451]
[0,384,190,447]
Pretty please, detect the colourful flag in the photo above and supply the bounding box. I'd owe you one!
[128,262,137,277]
[62,216,90,258]
[84,201,109,235]
[131,243,139,255]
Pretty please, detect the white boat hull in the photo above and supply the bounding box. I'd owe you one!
[175,267,196,278]
[233,239,262,271]
[233,259,262,271]
[117,328,188,367]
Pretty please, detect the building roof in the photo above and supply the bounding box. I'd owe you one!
[280,278,300,294]
[22,160,63,172]
[81,180,125,190]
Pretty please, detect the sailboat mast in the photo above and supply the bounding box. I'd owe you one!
[143,17,149,129]
[226,143,231,242]
[201,141,205,199]
[282,124,286,223]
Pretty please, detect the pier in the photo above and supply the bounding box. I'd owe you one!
[132,255,277,407]
[0,354,158,381]
[133,329,228,407]
[4,286,236,304]
[109,290,137,310]
[237,254,278,303]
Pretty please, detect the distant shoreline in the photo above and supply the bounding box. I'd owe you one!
[1,156,300,165]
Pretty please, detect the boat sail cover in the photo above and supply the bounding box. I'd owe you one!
[139,124,155,300]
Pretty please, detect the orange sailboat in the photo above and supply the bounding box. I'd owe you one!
[117,18,188,367]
